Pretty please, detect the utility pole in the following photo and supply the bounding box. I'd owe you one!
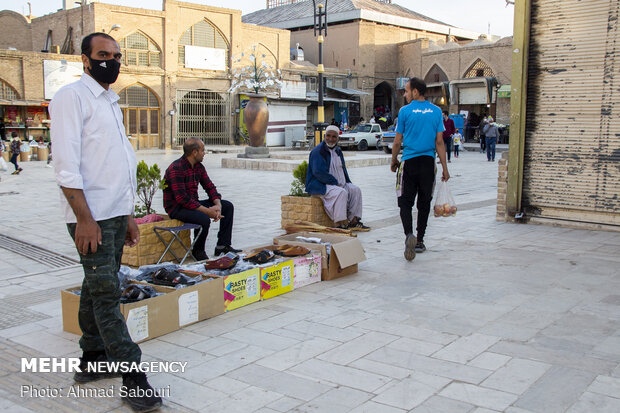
[312,1,328,146]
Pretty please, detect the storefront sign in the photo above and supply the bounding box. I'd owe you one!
[44,60,83,100]
[184,46,226,71]
[280,80,306,99]
[396,77,409,90]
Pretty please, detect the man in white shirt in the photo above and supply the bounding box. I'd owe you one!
[50,32,162,412]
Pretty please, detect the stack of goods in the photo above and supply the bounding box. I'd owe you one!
[284,221,354,236]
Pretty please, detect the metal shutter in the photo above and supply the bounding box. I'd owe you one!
[522,0,620,226]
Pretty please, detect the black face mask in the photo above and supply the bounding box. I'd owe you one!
[87,57,121,84]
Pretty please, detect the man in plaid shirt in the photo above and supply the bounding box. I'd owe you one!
[163,138,239,261]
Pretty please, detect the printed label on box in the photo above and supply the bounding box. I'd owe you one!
[261,260,294,300]
[293,254,321,288]
[178,291,199,326]
[223,268,260,311]
[126,306,148,342]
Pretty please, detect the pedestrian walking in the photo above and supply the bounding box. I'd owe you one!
[391,78,450,261]
[50,32,162,412]
[478,116,488,153]
[483,116,500,161]
[453,129,463,158]
[9,132,22,175]
[442,111,455,163]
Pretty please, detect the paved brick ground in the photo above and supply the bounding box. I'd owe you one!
[0,147,618,412]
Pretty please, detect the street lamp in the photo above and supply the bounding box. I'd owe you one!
[312,0,328,145]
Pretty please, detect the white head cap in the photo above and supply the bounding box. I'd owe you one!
[325,125,340,135]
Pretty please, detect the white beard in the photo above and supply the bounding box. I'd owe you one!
[326,143,337,148]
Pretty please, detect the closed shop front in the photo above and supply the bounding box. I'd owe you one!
[520,0,619,227]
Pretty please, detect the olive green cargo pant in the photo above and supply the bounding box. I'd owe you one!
[67,215,141,363]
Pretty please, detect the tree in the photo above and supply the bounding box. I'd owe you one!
[135,161,167,217]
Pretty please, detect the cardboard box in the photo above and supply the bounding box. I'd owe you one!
[260,259,294,300]
[61,282,177,343]
[274,232,366,281]
[60,273,224,342]
[219,268,260,311]
[293,252,322,289]
[171,271,225,327]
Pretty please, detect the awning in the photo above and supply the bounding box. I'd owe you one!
[0,100,48,107]
[326,86,370,96]
[497,85,511,98]
[306,92,358,103]
[449,77,496,105]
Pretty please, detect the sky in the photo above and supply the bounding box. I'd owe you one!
[3,0,515,38]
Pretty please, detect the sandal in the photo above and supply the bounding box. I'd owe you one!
[243,249,275,264]
[204,254,239,270]
[151,268,196,287]
[278,246,310,257]
[120,284,155,303]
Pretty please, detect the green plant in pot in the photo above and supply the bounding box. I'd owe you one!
[290,161,309,197]
[134,161,167,219]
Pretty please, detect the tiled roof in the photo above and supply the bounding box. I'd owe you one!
[243,0,447,27]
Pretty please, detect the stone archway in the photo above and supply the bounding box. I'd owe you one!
[373,81,394,120]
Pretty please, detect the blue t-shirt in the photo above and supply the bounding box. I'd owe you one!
[396,100,445,161]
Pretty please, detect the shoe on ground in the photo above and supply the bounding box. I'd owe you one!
[45,164,53,168]
[404,233,416,261]
[349,221,370,232]
[192,250,209,261]
[121,372,162,413]
[214,245,241,256]
[11,171,18,175]
[415,241,426,253]
[74,351,122,383]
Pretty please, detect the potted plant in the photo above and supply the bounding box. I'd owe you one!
[122,161,191,267]
[280,161,334,229]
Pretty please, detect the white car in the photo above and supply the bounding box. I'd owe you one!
[337,123,383,151]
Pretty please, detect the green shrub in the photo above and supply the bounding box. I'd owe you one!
[135,161,167,217]
[289,161,310,197]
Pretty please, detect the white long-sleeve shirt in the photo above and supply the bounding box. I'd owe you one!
[50,74,137,223]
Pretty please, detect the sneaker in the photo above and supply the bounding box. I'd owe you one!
[73,351,122,383]
[404,233,416,261]
[192,250,209,261]
[415,241,426,253]
[45,164,53,168]
[11,170,18,175]
[214,245,241,256]
[348,221,370,232]
[121,372,162,412]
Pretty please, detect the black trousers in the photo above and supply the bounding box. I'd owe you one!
[10,153,19,171]
[398,156,435,242]
[170,199,234,253]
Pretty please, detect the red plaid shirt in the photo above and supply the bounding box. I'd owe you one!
[163,156,221,215]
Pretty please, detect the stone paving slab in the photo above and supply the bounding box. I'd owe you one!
[0,148,618,412]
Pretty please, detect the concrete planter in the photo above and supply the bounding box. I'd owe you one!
[121,215,191,267]
[281,195,334,229]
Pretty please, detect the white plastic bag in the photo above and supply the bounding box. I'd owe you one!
[433,181,457,217]
[0,158,8,172]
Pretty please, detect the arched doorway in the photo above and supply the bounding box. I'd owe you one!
[176,89,230,146]
[118,84,161,149]
[373,81,394,123]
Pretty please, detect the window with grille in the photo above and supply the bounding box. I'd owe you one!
[119,32,161,68]
[178,20,229,67]
[118,85,159,108]
[0,79,19,100]
[464,59,495,78]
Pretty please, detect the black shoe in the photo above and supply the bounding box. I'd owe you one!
[214,245,241,256]
[192,250,209,261]
[404,233,416,261]
[415,241,426,253]
[121,372,162,412]
[73,351,122,383]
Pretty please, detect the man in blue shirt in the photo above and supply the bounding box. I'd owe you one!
[391,78,450,261]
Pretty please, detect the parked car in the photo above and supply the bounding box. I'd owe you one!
[377,131,403,154]
[337,123,383,151]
